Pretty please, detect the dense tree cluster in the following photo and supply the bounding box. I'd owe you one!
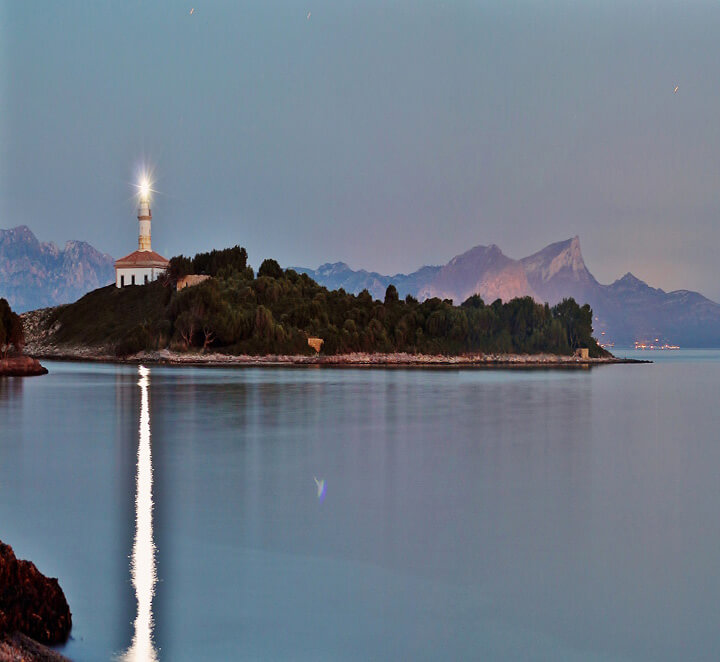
[166,245,252,283]
[0,298,24,358]
[47,246,606,358]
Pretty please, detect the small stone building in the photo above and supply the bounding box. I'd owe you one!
[177,274,211,291]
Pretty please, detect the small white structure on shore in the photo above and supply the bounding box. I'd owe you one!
[115,179,169,287]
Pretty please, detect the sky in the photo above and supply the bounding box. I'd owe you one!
[2,1,720,299]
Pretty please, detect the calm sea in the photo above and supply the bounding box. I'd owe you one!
[1,351,719,661]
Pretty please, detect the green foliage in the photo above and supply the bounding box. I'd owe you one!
[551,298,603,357]
[167,245,249,282]
[47,282,172,348]
[0,298,24,357]
[115,324,153,357]
[385,284,399,304]
[257,259,283,279]
[45,246,608,358]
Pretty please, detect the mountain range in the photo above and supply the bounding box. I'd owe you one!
[296,236,720,347]
[3,224,719,347]
[0,226,115,312]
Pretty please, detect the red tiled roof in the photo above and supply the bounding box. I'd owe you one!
[114,250,169,268]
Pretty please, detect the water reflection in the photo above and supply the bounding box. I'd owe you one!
[121,366,158,661]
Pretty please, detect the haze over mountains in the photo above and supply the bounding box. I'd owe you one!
[3,224,720,347]
[297,236,720,348]
[0,226,114,311]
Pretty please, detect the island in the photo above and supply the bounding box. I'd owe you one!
[20,245,639,366]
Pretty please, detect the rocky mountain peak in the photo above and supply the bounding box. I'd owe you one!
[611,272,656,291]
[0,225,115,312]
[616,272,643,285]
[521,236,588,283]
[420,242,536,304]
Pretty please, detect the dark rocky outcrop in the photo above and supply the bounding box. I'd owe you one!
[0,541,71,645]
[0,357,48,377]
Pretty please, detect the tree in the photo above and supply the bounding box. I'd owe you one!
[552,298,584,349]
[166,255,194,284]
[253,305,275,339]
[202,326,215,352]
[384,284,399,304]
[258,259,283,279]
[461,294,485,309]
[176,311,197,349]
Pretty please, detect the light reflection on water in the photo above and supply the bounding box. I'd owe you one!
[120,366,158,661]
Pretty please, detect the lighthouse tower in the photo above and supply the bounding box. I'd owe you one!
[115,178,169,288]
[137,185,152,251]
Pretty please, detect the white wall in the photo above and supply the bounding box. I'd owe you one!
[116,267,165,288]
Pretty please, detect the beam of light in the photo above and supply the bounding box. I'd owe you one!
[121,366,159,661]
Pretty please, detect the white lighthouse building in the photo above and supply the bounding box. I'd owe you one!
[115,180,169,287]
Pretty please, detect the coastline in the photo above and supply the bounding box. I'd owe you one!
[26,345,649,367]
[21,302,650,369]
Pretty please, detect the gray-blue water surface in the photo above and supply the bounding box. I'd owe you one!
[1,352,719,661]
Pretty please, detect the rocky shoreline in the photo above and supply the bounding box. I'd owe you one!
[0,541,72,662]
[0,632,70,662]
[0,356,48,377]
[25,345,646,367]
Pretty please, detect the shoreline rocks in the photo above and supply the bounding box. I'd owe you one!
[0,356,48,377]
[25,346,647,367]
[0,541,72,646]
[0,632,70,662]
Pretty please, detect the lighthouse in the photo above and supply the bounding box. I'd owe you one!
[137,180,152,251]
[115,177,169,288]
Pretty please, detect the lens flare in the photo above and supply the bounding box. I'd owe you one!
[139,178,151,201]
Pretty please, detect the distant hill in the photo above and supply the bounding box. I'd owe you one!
[299,237,720,347]
[0,226,115,312]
